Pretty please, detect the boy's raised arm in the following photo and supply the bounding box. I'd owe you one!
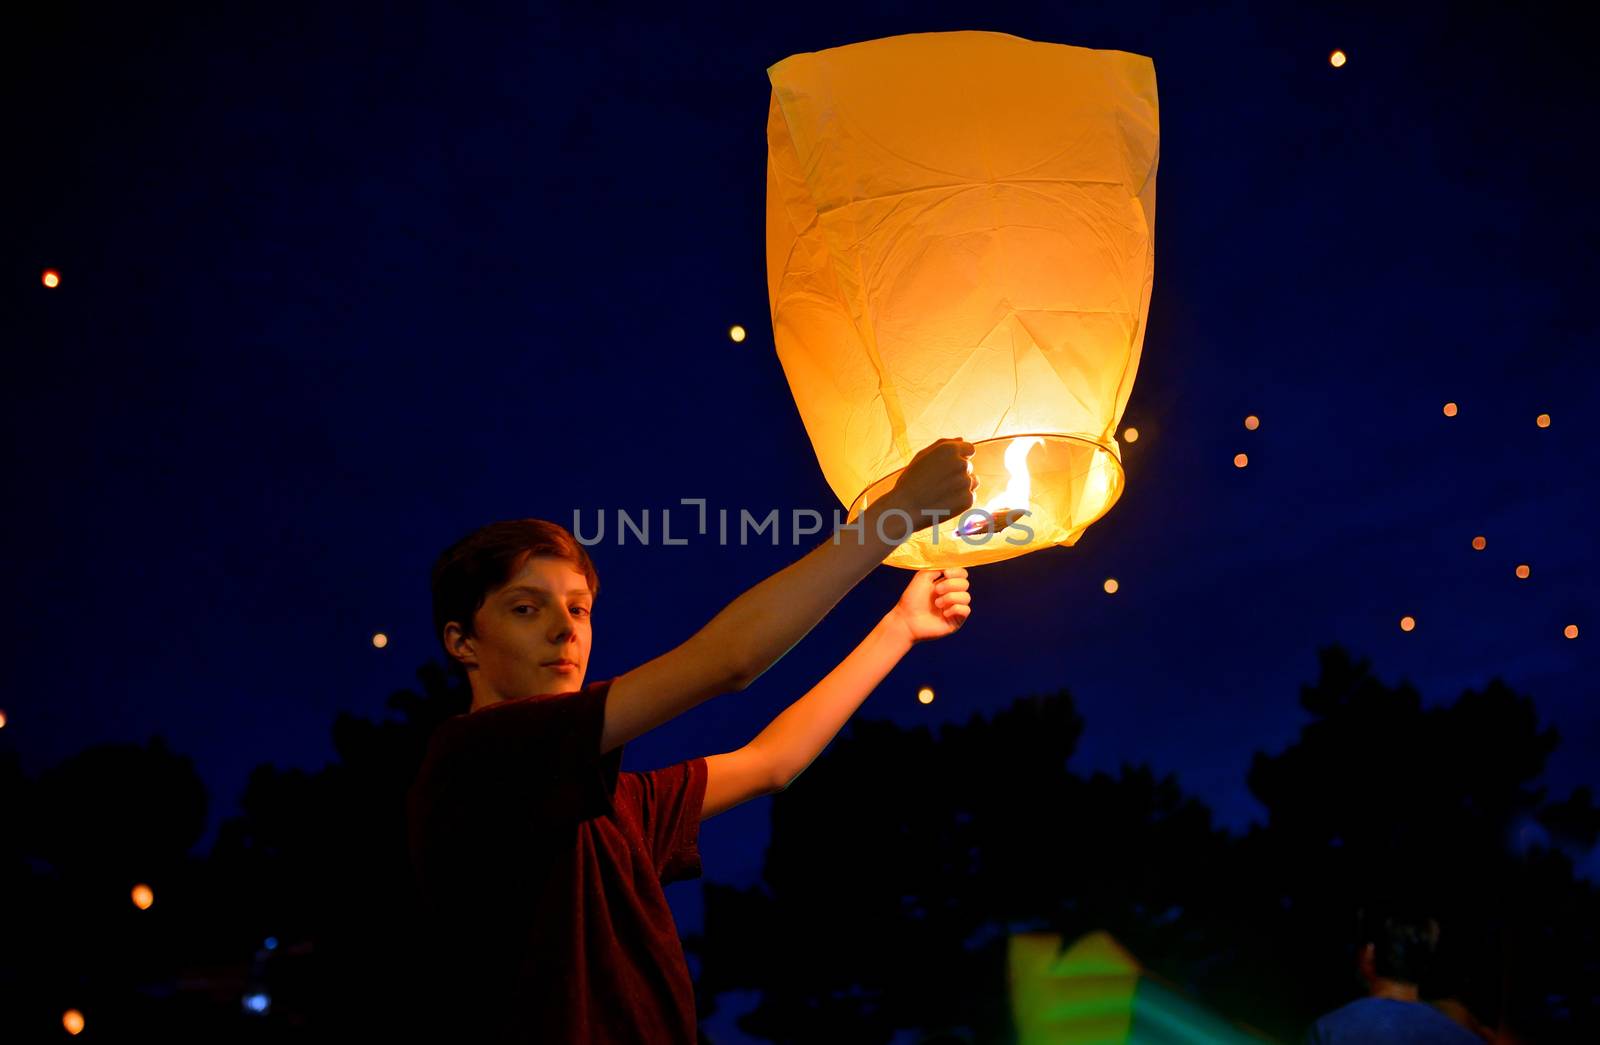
[601,438,976,754]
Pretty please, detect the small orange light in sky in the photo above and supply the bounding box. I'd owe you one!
[1471,536,1486,551]
[916,686,934,705]
[1400,616,1416,632]
[372,633,388,649]
[1443,402,1458,417]
[1244,415,1259,431]
[131,883,154,910]
[1123,427,1138,443]
[1565,625,1579,639]
[1536,413,1551,428]
[1515,564,1530,579]
[0,709,7,729]
[63,1010,85,1036]
[1330,50,1347,68]
[42,269,61,288]
[729,325,747,343]
[1233,453,1249,468]
[1103,578,1119,594]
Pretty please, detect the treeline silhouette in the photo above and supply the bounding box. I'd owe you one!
[2,647,1596,1042]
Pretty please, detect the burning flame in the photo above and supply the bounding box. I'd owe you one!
[961,436,1040,534]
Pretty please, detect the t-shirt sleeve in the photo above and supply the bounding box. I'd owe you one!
[624,757,708,884]
[415,679,623,828]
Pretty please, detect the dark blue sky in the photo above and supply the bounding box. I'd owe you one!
[8,0,1597,969]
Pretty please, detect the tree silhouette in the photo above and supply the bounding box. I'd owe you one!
[4,646,1595,1041]
[698,645,1600,1043]
[1236,646,1600,1041]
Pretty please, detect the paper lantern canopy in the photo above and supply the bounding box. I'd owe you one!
[766,31,1159,568]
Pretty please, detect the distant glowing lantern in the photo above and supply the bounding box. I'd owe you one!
[1515,564,1530,579]
[1566,625,1579,639]
[1443,402,1458,417]
[729,324,747,343]
[1244,415,1259,430]
[42,269,61,288]
[0,709,6,729]
[1123,427,1139,443]
[1103,578,1119,594]
[1471,536,1486,551]
[1330,50,1347,68]
[372,632,388,648]
[63,1010,85,1035]
[1536,413,1551,428]
[131,883,154,910]
[766,32,1158,568]
[917,686,935,704]
[1400,616,1416,632]
[1233,453,1249,468]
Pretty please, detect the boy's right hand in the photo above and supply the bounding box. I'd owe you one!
[874,437,977,539]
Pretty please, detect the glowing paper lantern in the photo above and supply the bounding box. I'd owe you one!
[63,1010,85,1035]
[1536,413,1551,428]
[729,325,748,343]
[1472,536,1486,550]
[1330,50,1348,68]
[1103,578,1119,594]
[131,883,154,910]
[1233,453,1249,468]
[766,31,1158,568]
[1443,402,1458,417]
[372,632,388,649]
[1123,427,1139,443]
[1244,415,1259,430]
[42,269,61,288]
[1566,625,1579,639]
[1400,616,1416,632]
[0,709,7,729]
[1515,564,1530,579]
[917,686,935,704]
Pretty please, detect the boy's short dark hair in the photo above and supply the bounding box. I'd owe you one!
[1358,903,1441,985]
[430,519,600,670]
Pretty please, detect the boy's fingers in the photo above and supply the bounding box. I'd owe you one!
[935,577,970,594]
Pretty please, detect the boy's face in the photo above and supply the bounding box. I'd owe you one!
[464,555,594,705]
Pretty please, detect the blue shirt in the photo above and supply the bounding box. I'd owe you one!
[1305,997,1483,1044]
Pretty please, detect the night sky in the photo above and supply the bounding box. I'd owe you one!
[8,0,1597,979]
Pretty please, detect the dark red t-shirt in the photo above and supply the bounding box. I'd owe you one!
[407,679,707,1042]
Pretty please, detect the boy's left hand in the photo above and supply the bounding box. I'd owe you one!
[888,567,972,644]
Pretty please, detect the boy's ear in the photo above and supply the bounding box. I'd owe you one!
[443,621,479,669]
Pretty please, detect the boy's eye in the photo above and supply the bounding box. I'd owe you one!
[513,604,537,615]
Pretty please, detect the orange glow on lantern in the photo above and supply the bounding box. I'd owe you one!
[1123,427,1139,443]
[1103,578,1119,594]
[1515,564,1530,579]
[1471,536,1486,551]
[768,32,1157,568]
[0,709,7,729]
[917,686,935,705]
[131,883,154,910]
[63,1010,85,1035]
[42,269,61,288]
[1566,625,1579,639]
[1330,50,1347,68]
[1536,413,1551,428]
[1442,402,1458,417]
[1233,453,1249,468]
[1244,415,1259,430]
[729,325,747,343]
[372,633,388,649]
[1400,616,1416,632]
